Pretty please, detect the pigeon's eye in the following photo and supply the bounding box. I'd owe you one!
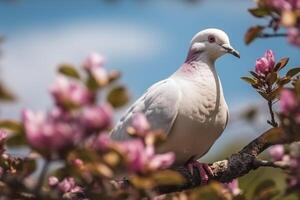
[208,35,215,43]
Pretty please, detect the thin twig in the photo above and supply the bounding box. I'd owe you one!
[267,100,278,127]
[259,33,288,38]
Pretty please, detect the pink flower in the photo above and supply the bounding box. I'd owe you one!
[93,132,111,151]
[117,139,175,173]
[0,130,7,144]
[81,104,113,131]
[130,113,150,136]
[223,179,241,196]
[91,67,109,86]
[50,76,92,108]
[288,27,300,46]
[268,0,300,10]
[83,53,105,70]
[73,159,84,168]
[58,177,83,194]
[269,145,285,161]
[148,152,176,170]
[48,176,59,187]
[255,50,275,75]
[279,89,298,115]
[22,109,82,151]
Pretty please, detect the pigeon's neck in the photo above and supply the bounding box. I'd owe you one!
[178,51,216,75]
[185,49,215,65]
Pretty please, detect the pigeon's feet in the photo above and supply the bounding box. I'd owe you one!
[185,160,213,185]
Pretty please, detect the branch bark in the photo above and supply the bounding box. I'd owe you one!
[155,127,290,194]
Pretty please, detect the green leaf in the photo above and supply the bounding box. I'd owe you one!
[253,179,280,200]
[248,7,271,18]
[241,77,257,85]
[0,120,23,133]
[266,72,278,86]
[250,71,261,80]
[274,57,289,71]
[258,91,269,100]
[190,182,224,200]
[244,26,264,45]
[86,75,99,91]
[0,82,15,102]
[286,67,300,78]
[152,170,185,186]
[107,86,130,108]
[267,87,281,101]
[58,64,81,79]
[295,78,300,97]
[277,76,291,86]
[6,132,26,147]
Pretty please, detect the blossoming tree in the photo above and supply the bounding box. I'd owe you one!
[0,0,300,199]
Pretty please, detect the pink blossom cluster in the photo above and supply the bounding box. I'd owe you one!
[23,53,113,152]
[83,53,109,86]
[48,176,83,194]
[222,179,242,197]
[93,114,175,174]
[50,76,93,108]
[269,143,300,188]
[255,50,275,75]
[268,0,300,11]
[279,89,300,121]
[267,0,300,46]
[94,134,174,174]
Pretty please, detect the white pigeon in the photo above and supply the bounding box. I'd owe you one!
[110,28,240,180]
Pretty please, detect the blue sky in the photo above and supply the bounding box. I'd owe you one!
[0,0,299,160]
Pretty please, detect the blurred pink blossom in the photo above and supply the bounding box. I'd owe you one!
[268,0,300,10]
[50,76,92,107]
[91,67,109,86]
[269,145,285,161]
[83,53,105,70]
[131,113,150,136]
[288,27,300,46]
[93,133,175,173]
[0,130,6,154]
[22,109,82,151]
[73,158,84,169]
[81,104,113,131]
[0,130,7,144]
[117,139,175,173]
[48,176,59,187]
[255,50,275,75]
[58,177,83,194]
[279,89,299,115]
[223,179,241,197]
[93,132,111,151]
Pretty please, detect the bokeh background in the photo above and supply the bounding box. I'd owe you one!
[0,1,298,197]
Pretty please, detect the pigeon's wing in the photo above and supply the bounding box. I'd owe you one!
[110,78,181,141]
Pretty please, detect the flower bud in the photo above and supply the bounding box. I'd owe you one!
[81,104,113,131]
[269,145,285,161]
[255,50,275,75]
[83,53,105,70]
[50,76,92,108]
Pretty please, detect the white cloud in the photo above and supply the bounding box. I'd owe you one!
[0,22,166,118]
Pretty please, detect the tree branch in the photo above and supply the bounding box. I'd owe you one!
[155,127,290,194]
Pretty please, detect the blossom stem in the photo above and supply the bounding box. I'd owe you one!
[35,159,51,196]
[267,100,278,127]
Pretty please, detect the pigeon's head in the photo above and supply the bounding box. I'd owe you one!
[188,28,240,62]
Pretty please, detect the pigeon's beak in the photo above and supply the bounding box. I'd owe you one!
[221,44,240,58]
